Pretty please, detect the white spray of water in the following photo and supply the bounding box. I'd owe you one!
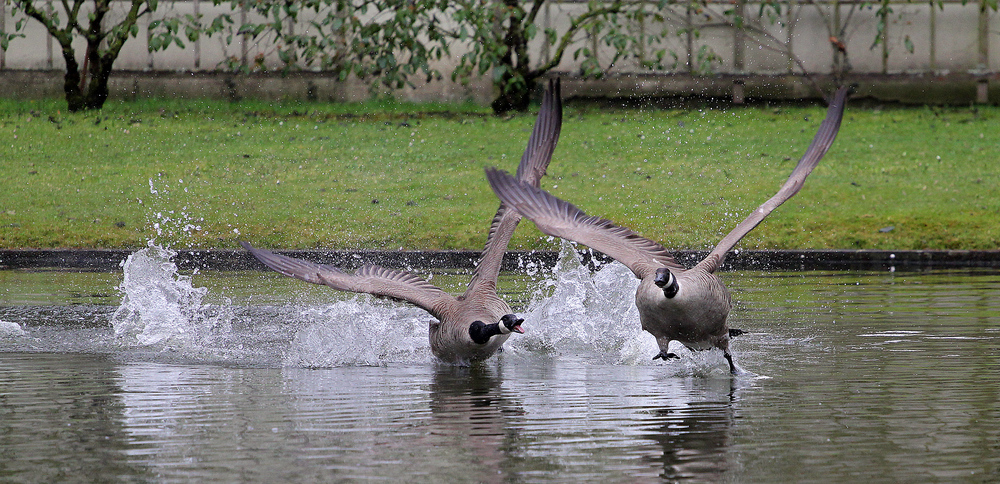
[0,320,27,338]
[108,239,737,373]
[283,298,432,367]
[110,241,430,366]
[509,241,742,376]
[508,241,660,365]
[111,241,232,348]
[146,176,206,245]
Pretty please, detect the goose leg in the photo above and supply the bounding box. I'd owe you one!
[724,352,738,374]
[729,328,746,338]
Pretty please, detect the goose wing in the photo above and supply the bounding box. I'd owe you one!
[467,78,563,297]
[241,241,453,320]
[699,85,850,273]
[485,168,684,280]
[515,78,562,188]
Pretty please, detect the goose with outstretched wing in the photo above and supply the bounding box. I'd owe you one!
[486,86,850,374]
[243,79,563,365]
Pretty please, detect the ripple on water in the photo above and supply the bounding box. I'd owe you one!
[3,253,1000,482]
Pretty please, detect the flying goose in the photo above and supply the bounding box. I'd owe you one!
[242,79,562,365]
[485,86,850,374]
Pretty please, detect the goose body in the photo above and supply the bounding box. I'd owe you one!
[244,79,562,365]
[487,86,850,374]
[636,267,731,353]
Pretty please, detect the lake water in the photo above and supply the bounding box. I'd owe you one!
[1,244,999,483]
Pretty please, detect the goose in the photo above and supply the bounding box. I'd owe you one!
[242,79,562,365]
[485,86,850,374]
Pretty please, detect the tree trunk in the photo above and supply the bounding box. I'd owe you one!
[490,0,533,114]
[83,54,113,110]
[62,49,111,111]
[491,76,533,114]
[18,0,129,111]
[81,3,111,111]
[60,48,87,112]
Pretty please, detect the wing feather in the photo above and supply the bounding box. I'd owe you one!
[468,78,563,296]
[241,241,453,319]
[485,168,683,280]
[515,78,562,188]
[699,85,851,273]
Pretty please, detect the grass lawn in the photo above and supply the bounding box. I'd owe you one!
[0,96,997,251]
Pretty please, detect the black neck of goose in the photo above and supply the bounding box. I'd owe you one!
[469,320,501,345]
[662,280,679,298]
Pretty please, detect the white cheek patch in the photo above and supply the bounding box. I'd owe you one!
[497,321,511,334]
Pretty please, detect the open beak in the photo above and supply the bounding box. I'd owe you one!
[512,318,525,334]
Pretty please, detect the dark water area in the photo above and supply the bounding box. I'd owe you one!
[1,245,999,482]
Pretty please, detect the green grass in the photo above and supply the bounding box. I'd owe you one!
[1,97,998,251]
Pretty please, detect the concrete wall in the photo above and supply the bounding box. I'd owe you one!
[1,0,997,104]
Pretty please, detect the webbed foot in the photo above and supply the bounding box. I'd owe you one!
[653,351,680,361]
[729,328,746,338]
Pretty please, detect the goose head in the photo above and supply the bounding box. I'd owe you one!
[468,314,525,344]
[500,314,525,334]
[653,268,679,299]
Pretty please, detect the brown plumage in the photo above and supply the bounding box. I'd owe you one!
[242,79,562,365]
[486,86,850,374]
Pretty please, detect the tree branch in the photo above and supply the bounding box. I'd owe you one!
[18,1,72,47]
[525,0,546,26]
[105,0,149,58]
[66,0,86,34]
[531,1,623,77]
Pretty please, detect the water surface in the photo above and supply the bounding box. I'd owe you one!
[1,245,998,482]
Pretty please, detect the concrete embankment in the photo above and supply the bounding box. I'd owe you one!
[2,249,1000,272]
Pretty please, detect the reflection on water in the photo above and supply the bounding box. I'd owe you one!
[0,354,152,483]
[2,247,1000,482]
[0,353,745,482]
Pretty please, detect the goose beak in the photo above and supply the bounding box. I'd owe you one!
[653,268,671,287]
[501,314,525,334]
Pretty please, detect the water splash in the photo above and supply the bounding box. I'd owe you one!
[110,241,431,367]
[0,320,27,338]
[145,176,208,247]
[507,242,657,365]
[108,240,740,373]
[508,241,742,376]
[283,298,431,367]
[111,241,233,350]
